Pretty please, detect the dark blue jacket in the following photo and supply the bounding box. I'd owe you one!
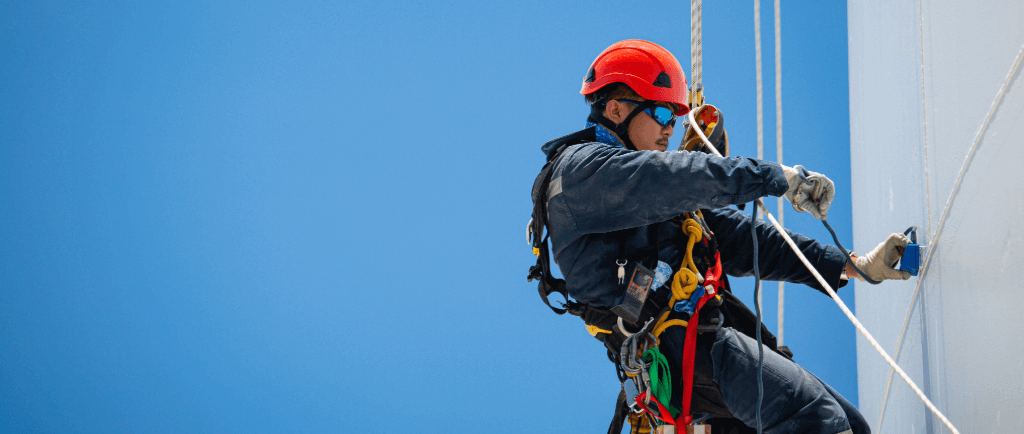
[542,131,848,308]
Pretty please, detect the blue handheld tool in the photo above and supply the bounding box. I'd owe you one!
[897,227,921,276]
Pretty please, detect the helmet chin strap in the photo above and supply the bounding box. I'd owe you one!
[589,102,648,151]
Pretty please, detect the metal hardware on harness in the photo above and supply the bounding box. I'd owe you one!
[617,317,634,338]
[619,317,658,405]
[693,213,714,241]
[623,377,642,413]
[526,218,539,256]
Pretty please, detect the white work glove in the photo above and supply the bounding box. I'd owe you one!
[851,233,913,281]
[782,165,835,220]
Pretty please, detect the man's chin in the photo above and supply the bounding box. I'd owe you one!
[639,142,669,152]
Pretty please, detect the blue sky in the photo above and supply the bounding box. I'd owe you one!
[1,1,856,432]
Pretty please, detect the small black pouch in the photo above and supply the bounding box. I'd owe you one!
[610,263,655,325]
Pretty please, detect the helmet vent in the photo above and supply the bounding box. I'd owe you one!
[584,67,596,83]
[653,72,672,88]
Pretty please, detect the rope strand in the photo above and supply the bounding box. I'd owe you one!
[773,0,784,346]
[754,0,763,162]
[691,0,702,89]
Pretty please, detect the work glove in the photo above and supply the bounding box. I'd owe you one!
[852,233,913,281]
[782,165,835,220]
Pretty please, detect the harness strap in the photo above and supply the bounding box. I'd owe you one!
[676,251,722,427]
[528,127,597,315]
[635,392,676,426]
[635,216,724,428]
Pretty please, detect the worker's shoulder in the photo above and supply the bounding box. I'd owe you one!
[548,142,632,181]
[539,126,627,163]
[559,141,621,159]
[557,140,626,164]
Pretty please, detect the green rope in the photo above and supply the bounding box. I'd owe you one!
[643,348,680,418]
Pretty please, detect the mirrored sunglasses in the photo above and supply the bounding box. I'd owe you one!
[616,99,677,128]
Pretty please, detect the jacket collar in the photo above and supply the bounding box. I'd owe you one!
[585,122,625,148]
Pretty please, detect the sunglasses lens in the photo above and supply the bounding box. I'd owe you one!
[652,107,676,127]
[618,100,676,127]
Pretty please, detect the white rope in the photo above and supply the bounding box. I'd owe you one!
[691,0,702,89]
[773,0,784,346]
[919,0,934,241]
[686,109,962,434]
[754,0,763,162]
[874,38,1024,433]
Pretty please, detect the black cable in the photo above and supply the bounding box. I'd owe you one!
[790,165,881,285]
[751,203,764,434]
[821,219,882,285]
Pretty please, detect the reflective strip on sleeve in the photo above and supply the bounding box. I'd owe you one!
[547,176,563,200]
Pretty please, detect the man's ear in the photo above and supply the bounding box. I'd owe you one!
[603,100,628,124]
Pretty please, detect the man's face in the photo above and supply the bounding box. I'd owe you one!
[603,100,676,152]
[628,103,675,152]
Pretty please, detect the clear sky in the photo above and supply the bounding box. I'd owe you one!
[1,1,857,432]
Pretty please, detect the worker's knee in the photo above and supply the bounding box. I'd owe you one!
[710,327,857,434]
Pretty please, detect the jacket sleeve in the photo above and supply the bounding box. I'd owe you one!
[554,143,789,234]
[703,207,849,295]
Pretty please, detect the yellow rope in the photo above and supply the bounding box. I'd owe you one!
[681,219,703,277]
[670,268,698,306]
[652,317,690,338]
[652,218,703,342]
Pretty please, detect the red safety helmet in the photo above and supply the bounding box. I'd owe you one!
[581,40,690,116]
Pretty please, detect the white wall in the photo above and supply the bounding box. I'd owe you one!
[849,0,1024,432]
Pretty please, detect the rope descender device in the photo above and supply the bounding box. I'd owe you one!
[680,103,729,159]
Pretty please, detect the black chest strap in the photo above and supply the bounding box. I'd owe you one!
[528,127,597,315]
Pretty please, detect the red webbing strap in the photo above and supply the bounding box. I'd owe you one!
[675,252,722,427]
[703,251,722,297]
[636,392,677,425]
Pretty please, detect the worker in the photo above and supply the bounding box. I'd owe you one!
[527,39,911,434]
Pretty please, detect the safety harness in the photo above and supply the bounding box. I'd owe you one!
[527,127,760,432]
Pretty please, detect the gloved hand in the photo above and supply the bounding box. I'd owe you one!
[851,233,913,281]
[782,165,835,220]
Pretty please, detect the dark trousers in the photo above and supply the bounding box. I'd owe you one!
[659,326,869,434]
